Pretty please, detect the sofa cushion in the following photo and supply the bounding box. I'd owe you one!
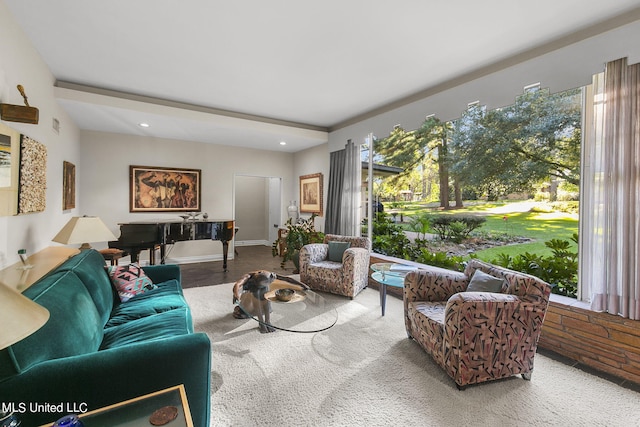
[106,280,187,327]
[327,241,351,262]
[466,270,504,293]
[0,271,103,379]
[109,263,158,302]
[56,249,118,326]
[101,308,193,350]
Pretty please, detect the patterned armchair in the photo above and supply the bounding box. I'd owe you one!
[299,234,371,298]
[404,259,551,389]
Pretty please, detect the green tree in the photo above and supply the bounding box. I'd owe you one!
[414,117,455,209]
[450,87,581,197]
[375,125,433,203]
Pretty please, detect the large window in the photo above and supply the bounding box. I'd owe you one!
[369,84,582,298]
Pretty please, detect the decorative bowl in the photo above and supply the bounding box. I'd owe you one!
[275,288,295,302]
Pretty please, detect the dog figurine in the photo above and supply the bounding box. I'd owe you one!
[232,270,309,333]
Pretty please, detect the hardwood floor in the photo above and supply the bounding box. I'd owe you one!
[179,245,293,288]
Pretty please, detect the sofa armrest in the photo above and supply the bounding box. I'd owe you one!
[403,267,468,303]
[0,333,211,427]
[142,264,181,284]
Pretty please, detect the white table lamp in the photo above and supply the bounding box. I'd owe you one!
[0,284,49,350]
[52,216,117,250]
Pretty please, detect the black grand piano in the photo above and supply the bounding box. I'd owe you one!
[109,219,235,271]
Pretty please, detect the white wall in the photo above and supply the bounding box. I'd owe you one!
[79,130,297,263]
[0,1,81,268]
[328,20,640,153]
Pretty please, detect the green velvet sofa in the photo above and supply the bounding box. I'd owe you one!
[0,249,211,427]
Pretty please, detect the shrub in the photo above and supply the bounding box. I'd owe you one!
[407,212,431,240]
[490,234,578,297]
[429,214,486,241]
[413,249,465,271]
[368,213,410,258]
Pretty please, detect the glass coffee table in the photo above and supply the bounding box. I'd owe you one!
[236,281,338,333]
[370,262,417,316]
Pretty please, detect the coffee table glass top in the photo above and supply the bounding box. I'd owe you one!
[370,262,416,285]
[236,282,338,333]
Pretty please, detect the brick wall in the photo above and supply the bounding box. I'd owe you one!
[369,253,640,385]
[538,295,640,385]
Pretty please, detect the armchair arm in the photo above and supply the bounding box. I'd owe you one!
[341,247,371,296]
[442,292,547,386]
[299,243,328,276]
[341,247,370,275]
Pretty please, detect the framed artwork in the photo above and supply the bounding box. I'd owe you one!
[18,135,46,214]
[130,165,201,212]
[63,161,76,210]
[299,173,323,215]
[0,122,20,216]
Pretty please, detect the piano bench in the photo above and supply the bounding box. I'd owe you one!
[99,248,126,266]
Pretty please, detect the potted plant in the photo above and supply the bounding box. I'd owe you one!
[272,213,324,272]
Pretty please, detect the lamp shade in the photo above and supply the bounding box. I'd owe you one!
[52,216,117,250]
[0,284,49,350]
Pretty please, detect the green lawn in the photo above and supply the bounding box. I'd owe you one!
[394,200,579,260]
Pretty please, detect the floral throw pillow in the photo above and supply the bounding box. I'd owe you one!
[108,263,157,302]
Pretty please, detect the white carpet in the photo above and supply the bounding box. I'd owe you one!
[184,283,640,427]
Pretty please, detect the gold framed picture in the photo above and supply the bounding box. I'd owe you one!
[299,173,323,215]
[63,161,76,210]
[130,165,201,212]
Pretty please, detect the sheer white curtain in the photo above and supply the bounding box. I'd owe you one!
[582,57,640,320]
[339,140,361,236]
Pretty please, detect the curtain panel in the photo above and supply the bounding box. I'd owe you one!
[325,149,345,235]
[325,140,361,236]
[582,57,640,320]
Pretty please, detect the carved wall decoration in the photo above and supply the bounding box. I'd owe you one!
[18,135,47,214]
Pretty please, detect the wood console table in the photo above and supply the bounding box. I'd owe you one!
[0,247,79,292]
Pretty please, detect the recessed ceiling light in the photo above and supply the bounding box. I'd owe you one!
[138,122,150,128]
[279,141,287,146]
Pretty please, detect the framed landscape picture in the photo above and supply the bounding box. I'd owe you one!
[299,173,323,215]
[130,165,201,212]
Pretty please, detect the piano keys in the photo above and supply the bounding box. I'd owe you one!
[109,219,235,271]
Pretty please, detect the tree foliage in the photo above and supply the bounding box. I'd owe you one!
[450,87,581,197]
[376,118,453,206]
[373,87,581,202]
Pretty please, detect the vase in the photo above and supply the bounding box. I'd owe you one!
[53,415,84,427]
[287,201,299,222]
[291,250,300,274]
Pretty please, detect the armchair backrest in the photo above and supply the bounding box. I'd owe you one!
[323,234,371,251]
[464,259,551,306]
